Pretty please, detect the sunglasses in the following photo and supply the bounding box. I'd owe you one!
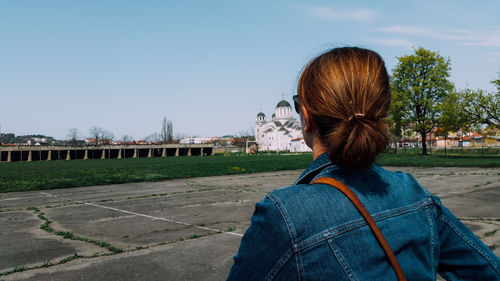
[293,95,301,114]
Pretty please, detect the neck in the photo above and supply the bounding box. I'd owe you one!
[311,135,328,160]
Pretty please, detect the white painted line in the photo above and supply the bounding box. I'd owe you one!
[1,197,22,201]
[1,193,54,201]
[40,191,243,237]
[40,192,56,197]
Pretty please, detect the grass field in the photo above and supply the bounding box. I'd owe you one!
[1,151,499,193]
[386,146,500,157]
[0,154,313,193]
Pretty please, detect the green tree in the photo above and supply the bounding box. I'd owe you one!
[492,74,500,92]
[437,91,469,155]
[392,47,453,155]
[457,81,499,130]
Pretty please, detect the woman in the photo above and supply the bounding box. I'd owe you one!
[227,47,500,280]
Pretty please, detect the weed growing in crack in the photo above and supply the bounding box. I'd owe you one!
[55,231,75,239]
[0,265,25,275]
[27,206,40,212]
[189,233,202,239]
[95,241,123,254]
[59,253,83,264]
[485,229,498,237]
[29,208,123,254]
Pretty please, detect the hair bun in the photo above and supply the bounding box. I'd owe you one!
[327,118,388,169]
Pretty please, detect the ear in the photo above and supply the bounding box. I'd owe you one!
[301,105,313,132]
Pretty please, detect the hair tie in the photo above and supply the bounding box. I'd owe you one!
[348,113,365,121]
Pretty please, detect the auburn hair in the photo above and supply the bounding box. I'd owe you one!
[297,47,391,169]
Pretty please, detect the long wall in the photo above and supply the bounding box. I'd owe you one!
[0,144,214,162]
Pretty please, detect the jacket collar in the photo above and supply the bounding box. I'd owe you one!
[293,153,333,185]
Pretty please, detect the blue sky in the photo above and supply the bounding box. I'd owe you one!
[1,0,499,140]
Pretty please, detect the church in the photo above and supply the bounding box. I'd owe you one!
[254,97,311,152]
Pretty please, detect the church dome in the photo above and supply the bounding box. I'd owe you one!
[275,100,291,108]
[257,112,265,117]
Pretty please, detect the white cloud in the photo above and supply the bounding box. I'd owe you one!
[379,25,500,47]
[305,6,377,22]
[367,38,415,48]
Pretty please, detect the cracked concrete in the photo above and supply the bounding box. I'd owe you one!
[0,167,499,280]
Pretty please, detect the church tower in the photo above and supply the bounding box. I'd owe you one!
[274,93,292,121]
[255,111,266,144]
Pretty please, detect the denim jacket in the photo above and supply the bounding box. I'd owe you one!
[227,154,500,280]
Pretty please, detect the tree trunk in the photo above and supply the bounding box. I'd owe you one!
[461,129,464,155]
[444,134,447,157]
[402,126,406,154]
[481,135,484,157]
[429,132,432,155]
[421,132,427,155]
[462,135,464,155]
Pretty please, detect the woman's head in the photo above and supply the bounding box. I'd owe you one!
[297,47,391,169]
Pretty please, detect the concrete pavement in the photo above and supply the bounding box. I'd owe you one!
[1,167,499,280]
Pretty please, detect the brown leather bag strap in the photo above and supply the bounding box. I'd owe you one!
[313,177,406,281]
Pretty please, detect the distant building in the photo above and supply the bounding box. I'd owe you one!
[180,137,202,144]
[254,97,311,152]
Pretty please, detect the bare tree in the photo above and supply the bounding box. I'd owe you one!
[121,135,134,144]
[89,126,103,145]
[161,117,168,143]
[174,133,185,143]
[237,127,254,138]
[67,128,81,146]
[145,132,161,143]
[167,120,173,143]
[101,130,114,144]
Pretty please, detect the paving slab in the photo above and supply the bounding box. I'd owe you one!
[0,192,71,211]
[0,212,107,273]
[3,233,240,281]
[0,167,499,280]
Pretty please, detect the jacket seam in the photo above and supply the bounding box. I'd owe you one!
[294,161,333,185]
[295,250,304,281]
[327,240,359,281]
[265,195,299,280]
[267,194,297,242]
[295,198,434,251]
[424,207,436,276]
[264,248,294,281]
[438,214,500,275]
